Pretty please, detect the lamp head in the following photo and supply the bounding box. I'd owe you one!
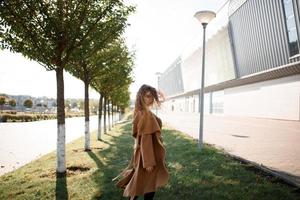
[194,10,216,26]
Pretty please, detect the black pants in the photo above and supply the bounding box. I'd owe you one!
[131,192,155,200]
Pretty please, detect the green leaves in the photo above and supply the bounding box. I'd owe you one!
[0,0,135,115]
[0,0,135,70]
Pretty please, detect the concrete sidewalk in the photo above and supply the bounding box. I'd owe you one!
[0,115,117,176]
[158,109,300,186]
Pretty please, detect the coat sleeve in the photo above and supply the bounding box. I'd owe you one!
[140,133,156,168]
[132,111,141,138]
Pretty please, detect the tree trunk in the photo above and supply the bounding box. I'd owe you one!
[117,105,120,121]
[56,67,66,174]
[121,107,125,119]
[104,96,107,134]
[108,99,111,131]
[84,81,90,151]
[111,101,114,127]
[97,95,103,140]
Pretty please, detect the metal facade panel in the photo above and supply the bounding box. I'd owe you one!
[229,0,249,16]
[159,58,184,96]
[229,0,290,77]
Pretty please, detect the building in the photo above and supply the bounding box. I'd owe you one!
[159,0,300,121]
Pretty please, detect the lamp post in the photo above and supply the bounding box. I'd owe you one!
[155,72,162,115]
[194,10,216,149]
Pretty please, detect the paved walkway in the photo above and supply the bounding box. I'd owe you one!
[0,114,119,176]
[158,109,300,185]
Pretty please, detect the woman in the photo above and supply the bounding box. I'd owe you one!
[115,84,169,200]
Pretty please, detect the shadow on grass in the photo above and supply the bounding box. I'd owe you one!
[55,173,68,200]
[86,122,300,200]
[97,138,114,146]
[105,133,118,138]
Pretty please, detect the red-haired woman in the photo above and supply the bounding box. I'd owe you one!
[115,84,169,200]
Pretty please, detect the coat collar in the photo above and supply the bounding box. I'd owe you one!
[132,110,161,137]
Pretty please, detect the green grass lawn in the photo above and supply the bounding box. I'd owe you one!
[0,114,299,200]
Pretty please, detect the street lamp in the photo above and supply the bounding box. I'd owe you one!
[155,72,162,115]
[194,10,216,149]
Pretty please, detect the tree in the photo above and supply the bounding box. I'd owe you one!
[0,0,134,174]
[117,88,131,114]
[78,99,84,111]
[64,3,134,150]
[91,40,134,139]
[0,96,6,111]
[89,99,98,114]
[23,99,33,108]
[9,99,16,107]
[65,99,72,111]
[111,84,131,120]
[67,35,134,149]
[97,95,104,140]
[71,101,78,109]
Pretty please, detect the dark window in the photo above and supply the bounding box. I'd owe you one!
[283,0,300,56]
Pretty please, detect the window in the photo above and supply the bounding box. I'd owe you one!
[283,0,300,57]
[212,91,224,114]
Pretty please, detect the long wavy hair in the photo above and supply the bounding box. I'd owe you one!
[134,84,161,115]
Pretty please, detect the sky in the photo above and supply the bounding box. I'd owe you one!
[0,0,227,100]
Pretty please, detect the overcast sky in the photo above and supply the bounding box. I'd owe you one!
[0,0,227,99]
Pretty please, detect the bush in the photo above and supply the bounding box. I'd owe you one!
[10,115,18,122]
[3,110,17,115]
[0,114,8,122]
[0,112,85,123]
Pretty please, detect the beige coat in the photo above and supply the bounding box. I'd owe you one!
[116,110,169,197]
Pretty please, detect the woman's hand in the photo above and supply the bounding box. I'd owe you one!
[145,166,154,172]
[157,90,165,102]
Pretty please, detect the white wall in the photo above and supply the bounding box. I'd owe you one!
[224,74,300,120]
[181,26,236,93]
[164,74,300,121]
